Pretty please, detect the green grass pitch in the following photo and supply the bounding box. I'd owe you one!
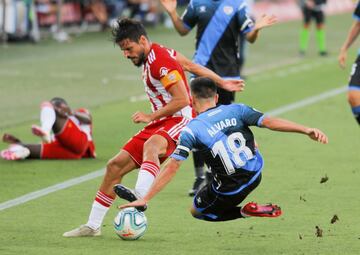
[0,13,359,255]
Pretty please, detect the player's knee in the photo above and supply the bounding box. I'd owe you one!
[106,158,125,177]
[143,139,162,156]
[347,92,360,106]
[190,207,202,220]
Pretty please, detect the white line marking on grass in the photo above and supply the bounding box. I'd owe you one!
[0,169,105,211]
[266,86,347,116]
[0,85,347,212]
[244,57,302,76]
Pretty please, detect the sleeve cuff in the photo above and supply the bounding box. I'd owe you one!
[170,154,187,161]
[257,114,266,127]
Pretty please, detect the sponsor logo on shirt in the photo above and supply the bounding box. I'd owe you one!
[199,6,206,13]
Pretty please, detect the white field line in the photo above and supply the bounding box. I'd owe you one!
[0,169,104,211]
[0,85,347,212]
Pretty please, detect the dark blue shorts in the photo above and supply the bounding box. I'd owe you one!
[349,55,360,91]
[193,174,261,218]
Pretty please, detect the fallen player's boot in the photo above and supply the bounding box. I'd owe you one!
[0,144,30,160]
[31,125,51,143]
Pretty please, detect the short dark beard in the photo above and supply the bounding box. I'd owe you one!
[134,52,146,67]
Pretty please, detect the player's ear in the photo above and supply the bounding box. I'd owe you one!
[139,35,147,46]
[214,94,219,104]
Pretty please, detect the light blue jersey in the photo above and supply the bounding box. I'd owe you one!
[171,104,265,194]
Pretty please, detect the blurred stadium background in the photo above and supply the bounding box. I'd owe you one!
[0,0,360,254]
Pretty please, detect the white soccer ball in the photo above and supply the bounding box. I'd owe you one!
[114,207,148,240]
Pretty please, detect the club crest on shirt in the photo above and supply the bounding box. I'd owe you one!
[223,6,234,15]
[199,6,206,13]
[160,67,169,77]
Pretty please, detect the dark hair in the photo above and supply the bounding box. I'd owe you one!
[190,77,217,99]
[50,97,68,107]
[112,18,148,44]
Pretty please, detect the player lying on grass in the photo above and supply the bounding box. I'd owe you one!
[1,97,96,160]
[120,77,328,221]
[63,18,243,237]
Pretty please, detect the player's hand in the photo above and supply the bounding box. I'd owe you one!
[54,106,71,118]
[338,49,347,69]
[132,111,153,123]
[255,14,277,30]
[118,199,148,210]
[306,128,328,144]
[160,0,177,14]
[220,79,245,92]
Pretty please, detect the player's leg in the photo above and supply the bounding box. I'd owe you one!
[63,150,137,237]
[133,134,168,198]
[1,133,41,160]
[348,56,360,125]
[314,10,327,56]
[190,174,280,221]
[114,118,187,208]
[2,133,21,144]
[31,101,56,143]
[299,7,311,55]
[348,90,360,125]
[188,150,206,197]
[239,33,247,77]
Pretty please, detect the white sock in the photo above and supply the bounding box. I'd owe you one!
[86,191,114,230]
[40,102,56,133]
[135,161,160,198]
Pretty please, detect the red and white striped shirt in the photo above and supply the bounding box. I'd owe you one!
[141,43,193,121]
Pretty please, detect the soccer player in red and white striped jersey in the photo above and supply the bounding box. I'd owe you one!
[63,18,244,237]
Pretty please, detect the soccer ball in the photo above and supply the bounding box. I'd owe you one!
[114,207,148,240]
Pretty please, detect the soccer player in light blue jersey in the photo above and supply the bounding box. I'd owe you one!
[120,77,328,222]
[338,1,360,125]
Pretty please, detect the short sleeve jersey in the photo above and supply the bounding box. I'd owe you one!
[69,108,93,141]
[142,43,192,120]
[171,104,265,193]
[182,0,254,78]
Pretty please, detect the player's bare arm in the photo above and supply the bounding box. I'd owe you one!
[74,111,92,124]
[132,80,190,124]
[261,116,328,144]
[175,52,245,92]
[160,0,190,36]
[339,21,360,69]
[119,158,182,209]
[246,14,277,43]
